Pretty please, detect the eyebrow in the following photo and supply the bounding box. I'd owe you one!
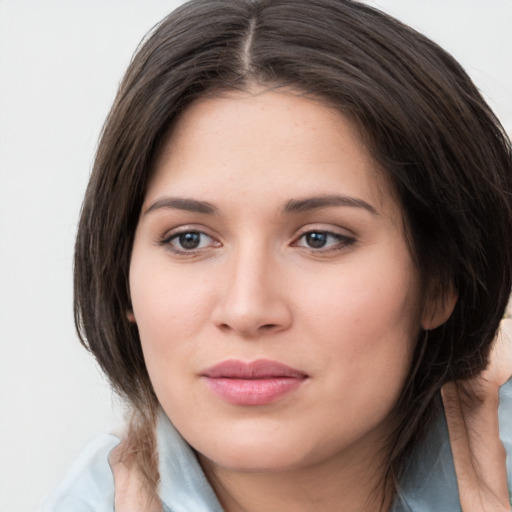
[144,197,219,215]
[144,194,378,217]
[282,194,378,215]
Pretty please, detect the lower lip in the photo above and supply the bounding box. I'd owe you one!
[203,377,305,405]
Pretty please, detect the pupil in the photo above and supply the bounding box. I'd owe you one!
[179,232,200,249]
[306,232,327,248]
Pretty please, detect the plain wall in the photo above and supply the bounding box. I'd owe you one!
[0,1,510,511]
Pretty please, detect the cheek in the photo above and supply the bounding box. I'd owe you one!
[128,251,214,375]
[130,244,212,328]
[129,273,207,414]
[296,250,422,392]
[299,255,422,342]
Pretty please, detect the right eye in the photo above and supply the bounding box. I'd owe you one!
[162,230,219,253]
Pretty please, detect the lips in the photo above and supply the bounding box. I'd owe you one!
[201,359,308,405]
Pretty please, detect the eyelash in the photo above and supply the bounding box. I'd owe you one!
[159,229,356,255]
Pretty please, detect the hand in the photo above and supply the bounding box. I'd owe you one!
[109,441,163,512]
[442,319,512,511]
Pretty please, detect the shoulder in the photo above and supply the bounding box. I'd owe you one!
[39,433,120,512]
[499,378,512,489]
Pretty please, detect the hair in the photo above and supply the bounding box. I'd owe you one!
[74,0,512,503]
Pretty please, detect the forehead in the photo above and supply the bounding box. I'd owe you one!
[147,89,398,219]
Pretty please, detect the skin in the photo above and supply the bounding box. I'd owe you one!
[128,89,455,511]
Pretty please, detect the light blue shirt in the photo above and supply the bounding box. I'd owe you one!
[40,380,512,511]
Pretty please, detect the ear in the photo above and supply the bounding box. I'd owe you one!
[126,309,136,323]
[421,284,457,330]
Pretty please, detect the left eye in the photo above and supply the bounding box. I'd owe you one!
[167,231,215,251]
[295,231,353,250]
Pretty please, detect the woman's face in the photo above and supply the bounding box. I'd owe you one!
[129,89,427,473]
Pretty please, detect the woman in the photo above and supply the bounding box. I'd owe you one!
[42,0,512,510]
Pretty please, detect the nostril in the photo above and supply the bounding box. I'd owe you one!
[216,322,279,337]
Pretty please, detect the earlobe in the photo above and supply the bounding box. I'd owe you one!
[126,309,136,323]
[421,287,458,330]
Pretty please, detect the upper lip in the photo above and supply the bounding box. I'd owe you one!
[201,359,308,379]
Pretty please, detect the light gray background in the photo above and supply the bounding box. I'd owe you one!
[0,1,510,511]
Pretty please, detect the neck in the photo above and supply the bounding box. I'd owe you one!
[199,439,394,512]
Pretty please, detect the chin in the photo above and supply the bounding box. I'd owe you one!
[192,423,344,475]
[199,443,312,473]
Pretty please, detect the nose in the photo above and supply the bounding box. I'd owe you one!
[211,246,292,338]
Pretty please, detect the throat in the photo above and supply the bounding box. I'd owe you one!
[198,451,394,512]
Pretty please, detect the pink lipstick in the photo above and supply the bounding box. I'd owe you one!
[201,359,308,405]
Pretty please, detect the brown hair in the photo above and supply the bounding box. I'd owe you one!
[74,0,512,501]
